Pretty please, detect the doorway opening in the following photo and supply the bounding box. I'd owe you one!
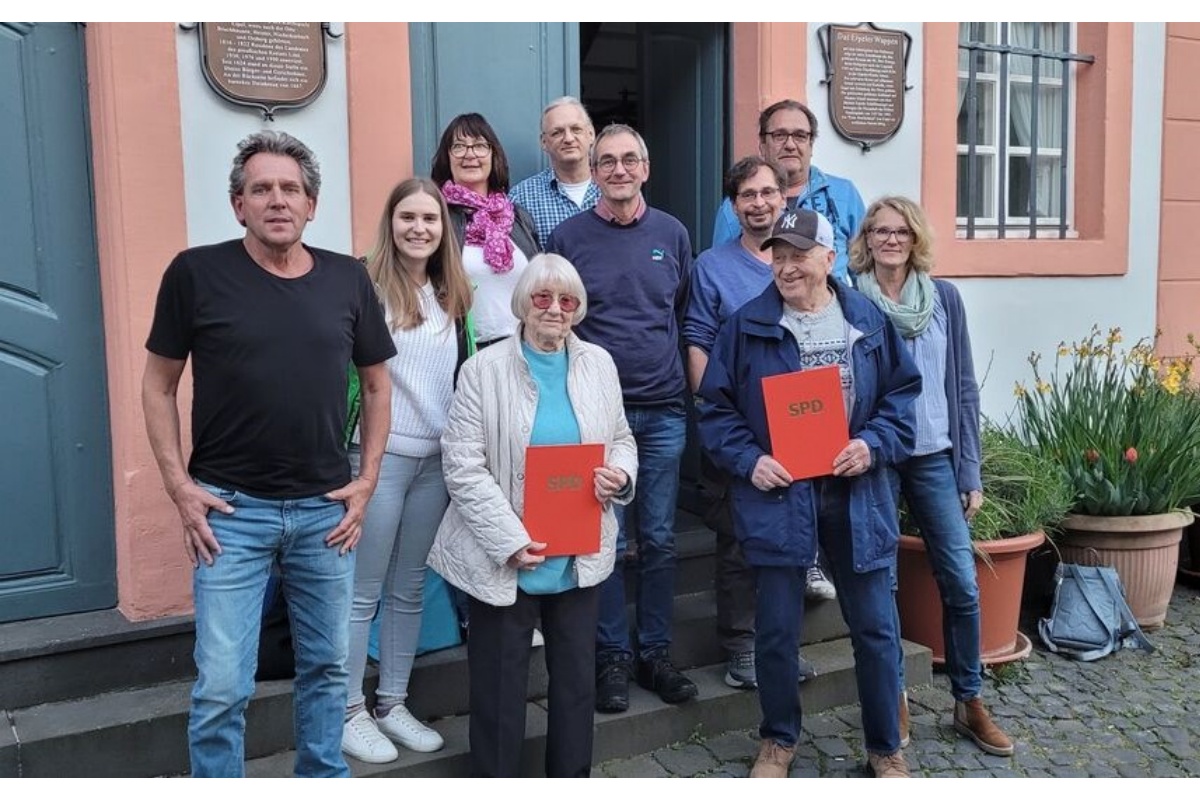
[579,22,727,251]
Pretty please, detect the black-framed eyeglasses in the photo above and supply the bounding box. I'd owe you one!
[736,186,782,203]
[450,141,492,158]
[594,154,645,174]
[531,290,581,312]
[869,226,914,243]
[762,128,813,146]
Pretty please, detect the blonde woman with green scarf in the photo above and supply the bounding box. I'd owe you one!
[850,196,1013,758]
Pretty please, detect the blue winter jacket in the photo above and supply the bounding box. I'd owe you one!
[696,280,921,571]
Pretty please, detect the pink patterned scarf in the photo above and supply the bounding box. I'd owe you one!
[440,181,516,273]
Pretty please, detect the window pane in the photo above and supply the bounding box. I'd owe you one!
[958,153,994,220]
[959,22,997,73]
[957,79,996,146]
[1008,84,1063,149]
[1009,22,1066,79]
[1008,154,1062,219]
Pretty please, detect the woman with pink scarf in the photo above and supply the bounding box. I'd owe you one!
[431,113,541,350]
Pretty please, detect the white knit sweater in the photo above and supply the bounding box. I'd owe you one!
[380,281,458,457]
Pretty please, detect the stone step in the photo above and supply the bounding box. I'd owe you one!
[0,610,195,710]
[243,639,933,778]
[2,588,895,779]
[0,511,720,711]
[405,588,847,722]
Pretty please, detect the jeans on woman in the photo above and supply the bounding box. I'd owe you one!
[894,450,982,700]
[346,451,449,709]
[190,482,353,778]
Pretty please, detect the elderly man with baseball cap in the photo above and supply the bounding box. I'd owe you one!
[696,209,921,779]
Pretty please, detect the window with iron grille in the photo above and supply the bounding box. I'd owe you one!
[956,22,1094,239]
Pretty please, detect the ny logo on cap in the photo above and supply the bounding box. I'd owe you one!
[780,213,798,229]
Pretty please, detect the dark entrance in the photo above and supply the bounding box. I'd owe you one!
[580,23,727,511]
[579,22,726,251]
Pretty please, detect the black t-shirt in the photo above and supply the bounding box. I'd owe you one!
[146,240,396,498]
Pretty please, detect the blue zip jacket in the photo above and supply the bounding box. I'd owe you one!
[712,164,866,286]
[696,280,920,571]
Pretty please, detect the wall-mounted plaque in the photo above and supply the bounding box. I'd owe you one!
[197,22,329,119]
[817,23,912,152]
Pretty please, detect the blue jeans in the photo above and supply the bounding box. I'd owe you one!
[753,480,900,754]
[895,451,982,700]
[190,481,354,778]
[596,401,687,663]
[346,451,448,709]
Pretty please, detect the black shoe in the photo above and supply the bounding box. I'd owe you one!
[636,656,698,704]
[595,657,631,713]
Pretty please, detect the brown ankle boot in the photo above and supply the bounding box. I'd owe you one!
[750,738,796,778]
[898,690,910,748]
[954,697,1014,756]
[867,750,910,778]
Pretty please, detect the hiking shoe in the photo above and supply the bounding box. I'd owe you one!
[750,738,795,778]
[805,565,837,600]
[724,650,757,689]
[899,690,910,748]
[954,697,1014,756]
[376,703,444,753]
[341,709,399,763]
[797,652,818,683]
[595,656,632,713]
[867,750,910,778]
[636,655,698,704]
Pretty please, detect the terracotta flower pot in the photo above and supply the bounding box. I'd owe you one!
[896,530,1045,666]
[1058,511,1189,629]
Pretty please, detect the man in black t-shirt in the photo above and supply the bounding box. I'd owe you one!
[143,131,395,778]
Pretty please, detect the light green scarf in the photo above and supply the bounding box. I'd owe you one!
[856,269,935,338]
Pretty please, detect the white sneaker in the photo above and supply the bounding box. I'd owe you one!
[376,704,445,753]
[531,628,545,647]
[805,565,837,601]
[342,709,399,763]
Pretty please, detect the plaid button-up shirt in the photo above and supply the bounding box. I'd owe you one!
[509,168,599,249]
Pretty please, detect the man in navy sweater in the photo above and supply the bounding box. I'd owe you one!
[547,123,695,713]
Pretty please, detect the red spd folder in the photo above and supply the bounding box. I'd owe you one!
[761,365,849,480]
[523,443,605,556]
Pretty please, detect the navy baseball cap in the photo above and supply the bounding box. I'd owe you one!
[761,208,835,252]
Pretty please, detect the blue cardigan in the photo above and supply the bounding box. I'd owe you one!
[696,279,921,571]
[933,279,982,493]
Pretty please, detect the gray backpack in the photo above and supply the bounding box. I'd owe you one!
[1038,562,1154,661]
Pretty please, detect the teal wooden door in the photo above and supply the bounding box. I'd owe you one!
[409,23,579,186]
[0,23,116,622]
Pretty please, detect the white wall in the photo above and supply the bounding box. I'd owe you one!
[175,24,352,254]
[807,22,1165,423]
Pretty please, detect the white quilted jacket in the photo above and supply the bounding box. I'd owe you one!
[427,331,638,606]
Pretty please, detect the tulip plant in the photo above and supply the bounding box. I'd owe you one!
[1013,327,1200,516]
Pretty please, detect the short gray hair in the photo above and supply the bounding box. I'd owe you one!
[510,253,589,324]
[541,96,594,132]
[228,130,321,198]
[591,123,649,166]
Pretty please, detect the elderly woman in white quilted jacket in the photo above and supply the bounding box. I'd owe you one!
[428,253,637,778]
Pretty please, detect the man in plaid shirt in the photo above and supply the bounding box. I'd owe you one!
[509,96,600,248]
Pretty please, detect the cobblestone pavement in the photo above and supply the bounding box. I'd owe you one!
[595,582,1200,778]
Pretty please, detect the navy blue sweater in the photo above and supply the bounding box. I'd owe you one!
[547,208,692,404]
